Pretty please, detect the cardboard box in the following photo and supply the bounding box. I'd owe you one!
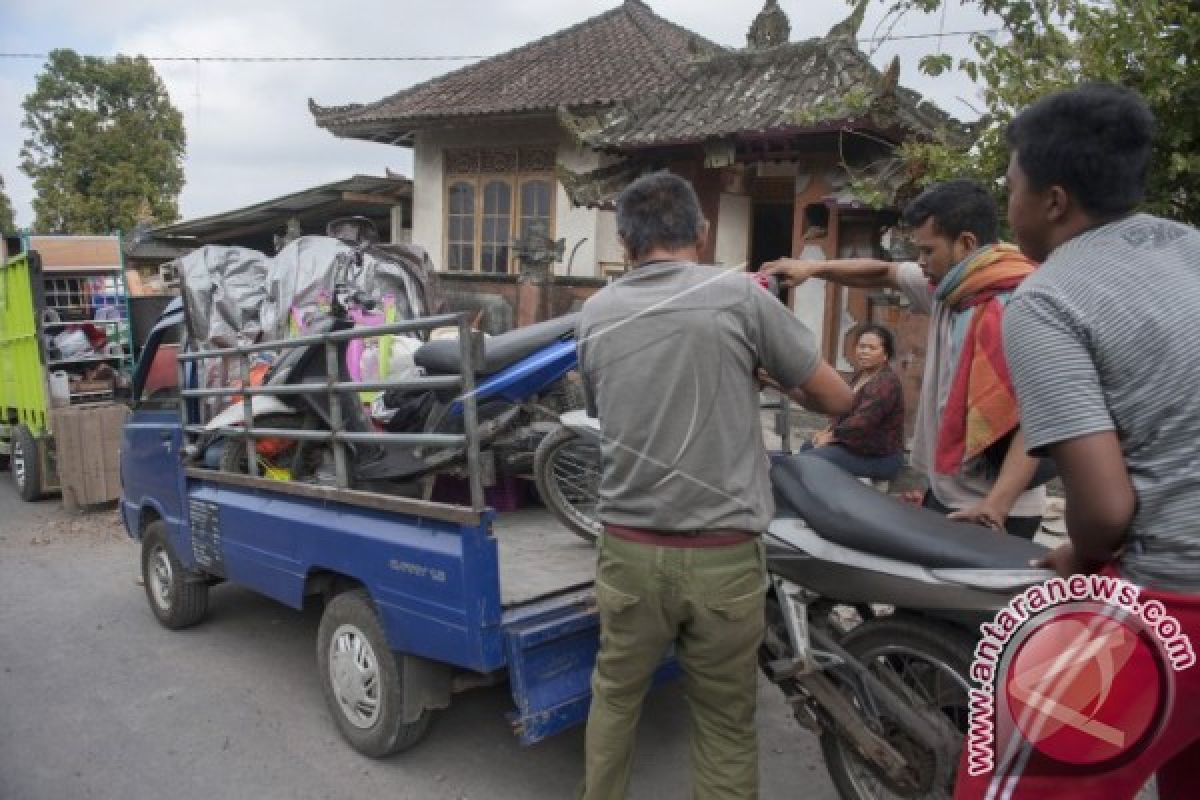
[50,404,129,510]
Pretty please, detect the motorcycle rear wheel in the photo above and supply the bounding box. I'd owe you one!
[219,413,323,479]
[533,425,603,543]
[819,616,974,800]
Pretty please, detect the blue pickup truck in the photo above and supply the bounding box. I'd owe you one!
[119,301,643,757]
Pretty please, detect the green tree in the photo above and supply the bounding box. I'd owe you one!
[20,49,186,234]
[0,174,15,232]
[881,0,1200,223]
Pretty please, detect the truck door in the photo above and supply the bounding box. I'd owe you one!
[121,305,187,538]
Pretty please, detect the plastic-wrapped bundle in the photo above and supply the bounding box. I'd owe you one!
[178,246,271,348]
[171,237,444,421]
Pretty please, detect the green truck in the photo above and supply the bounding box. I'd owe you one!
[0,234,134,501]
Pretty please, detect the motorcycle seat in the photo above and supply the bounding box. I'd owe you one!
[415,313,579,377]
[770,455,1048,570]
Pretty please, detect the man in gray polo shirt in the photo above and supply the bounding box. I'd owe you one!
[958,83,1200,800]
[576,171,851,800]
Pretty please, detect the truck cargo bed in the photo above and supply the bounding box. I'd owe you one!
[494,509,595,608]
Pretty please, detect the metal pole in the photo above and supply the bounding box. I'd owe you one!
[780,395,793,454]
[176,348,189,443]
[240,352,258,477]
[457,315,484,511]
[325,339,349,489]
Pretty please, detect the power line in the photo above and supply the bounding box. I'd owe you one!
[862,28,1000,43]
[0,53,484,62]
[0,30,1003,63]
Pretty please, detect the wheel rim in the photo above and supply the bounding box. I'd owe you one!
[148,545,174,611]
[329,623,382,729]
[836,643,970,800]
[546,436,603,539]
[11,438,25,489]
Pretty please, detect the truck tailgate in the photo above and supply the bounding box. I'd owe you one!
[502,589,677,745]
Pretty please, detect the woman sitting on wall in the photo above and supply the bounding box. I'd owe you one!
[798,324,906,481]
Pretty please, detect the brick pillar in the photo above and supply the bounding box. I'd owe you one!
[516,262,551,326]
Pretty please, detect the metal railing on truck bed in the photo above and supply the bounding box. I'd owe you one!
[176,311,487,513]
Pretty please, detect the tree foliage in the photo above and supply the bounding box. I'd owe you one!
[19,49,186,234]
[884,0,1200,223]
[0,175,15,232]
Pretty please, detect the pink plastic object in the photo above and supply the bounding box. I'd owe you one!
[345,308,387,381]
[750,271,779,293]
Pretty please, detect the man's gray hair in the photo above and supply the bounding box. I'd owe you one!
[616,171,705,262]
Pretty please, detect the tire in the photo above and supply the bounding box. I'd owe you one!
[317,589,433,758]
[533,425,603,543]
[11,424,45,502]
[819,615,975,800]
[141,520,209,630]
[219,413,315,477]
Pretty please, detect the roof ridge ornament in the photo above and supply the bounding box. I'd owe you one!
[746,0,791,50]
[825,0,871,43]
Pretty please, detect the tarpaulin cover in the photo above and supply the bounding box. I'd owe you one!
[173,236,444,417]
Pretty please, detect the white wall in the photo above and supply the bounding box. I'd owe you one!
[713,193,751,268]
[411,129,443,260]
[794,243,828,340]
[410,117,607,276]
[593,209,623,274]
[555,139,602,276]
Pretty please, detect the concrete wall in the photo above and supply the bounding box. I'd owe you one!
[555,138,603,277]
[714,193,751,268]
[411,117,605,277]
[438,272,606,332]
[593,208,623,274]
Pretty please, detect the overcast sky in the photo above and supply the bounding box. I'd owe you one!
[0,0,993,228]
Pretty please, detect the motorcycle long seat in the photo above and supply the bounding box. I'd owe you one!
[415,313,579,377]
[770,455,1048,570]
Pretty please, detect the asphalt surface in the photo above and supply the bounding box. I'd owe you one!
[0,478,838,800]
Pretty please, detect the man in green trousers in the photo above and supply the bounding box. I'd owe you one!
[576,170,852,799]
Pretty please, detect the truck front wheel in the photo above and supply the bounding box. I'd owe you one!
[317,589,433,757]
[141,521,209,629]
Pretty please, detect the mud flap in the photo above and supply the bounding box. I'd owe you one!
[400,652,452,724]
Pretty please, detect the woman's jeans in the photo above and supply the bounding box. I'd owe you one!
[798,442,903,481]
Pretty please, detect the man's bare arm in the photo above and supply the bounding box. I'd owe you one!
[1051,431,1135,562]
[763,258,900,290]
[948,427,1041,530]
[1034,431,1135,575]
[785,362,854,416]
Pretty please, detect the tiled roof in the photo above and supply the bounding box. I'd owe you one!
[310,1,721,143]
[562,22,963,151]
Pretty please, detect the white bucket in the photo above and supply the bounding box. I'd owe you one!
[49,371,70,407]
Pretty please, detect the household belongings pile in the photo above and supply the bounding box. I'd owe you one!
[173,234,445,429]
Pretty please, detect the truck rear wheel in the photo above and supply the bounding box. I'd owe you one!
[11,424,45,502]
[317,589,433,757]
[141,521,209,630]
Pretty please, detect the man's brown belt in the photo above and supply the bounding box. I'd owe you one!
[603,524,757,548]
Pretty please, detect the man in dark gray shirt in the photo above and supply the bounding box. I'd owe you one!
[577,171,851,800]
[958,83,1200,800]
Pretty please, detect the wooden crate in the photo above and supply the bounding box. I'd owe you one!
[50,404,129,510]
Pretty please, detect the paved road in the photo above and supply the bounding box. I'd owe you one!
[0,479,837,800]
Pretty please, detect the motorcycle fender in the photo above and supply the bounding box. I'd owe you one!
[204,395,296,431]
[558,410,601,443]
